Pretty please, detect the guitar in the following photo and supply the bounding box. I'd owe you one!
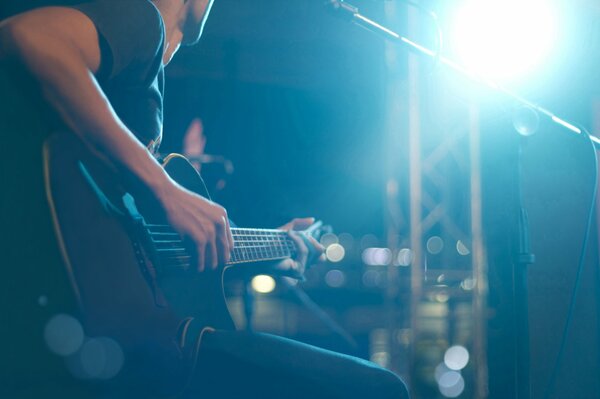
[42,132,325,392]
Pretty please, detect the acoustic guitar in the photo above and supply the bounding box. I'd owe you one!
[42,132,324,392]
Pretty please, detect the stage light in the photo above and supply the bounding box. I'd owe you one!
[426,236,444,254]
[444,345,470,371]
[438,370,465,398]
[325,269,346,287]
[362,248,392,266]
[320,232,339,247]
[326,243,346,263]
[436,362,466,397]
[251,275,276,294]
[456,240,470,256]
[450,0,557,81]
[460,277,476,291]
[396,248,413,267]
[362,269,384,288]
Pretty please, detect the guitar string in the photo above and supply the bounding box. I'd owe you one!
[146,226,297,268]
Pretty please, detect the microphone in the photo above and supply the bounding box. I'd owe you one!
[325,0,403,41]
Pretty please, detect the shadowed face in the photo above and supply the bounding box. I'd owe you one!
[182,0,214,45]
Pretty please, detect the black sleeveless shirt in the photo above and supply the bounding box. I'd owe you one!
[72,0,165,149]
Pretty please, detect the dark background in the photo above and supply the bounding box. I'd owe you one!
[161,0,389,234]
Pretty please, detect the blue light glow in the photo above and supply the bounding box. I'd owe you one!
[451,0,557,81]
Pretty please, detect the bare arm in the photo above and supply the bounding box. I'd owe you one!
[0,7,233,269]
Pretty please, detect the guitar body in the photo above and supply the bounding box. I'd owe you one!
[43,133,235,392]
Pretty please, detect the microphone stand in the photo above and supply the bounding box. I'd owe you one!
[325,1,580,398]
[326,0,594,144]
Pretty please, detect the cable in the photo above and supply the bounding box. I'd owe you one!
[284,280,359,351]
[543,126,599,399]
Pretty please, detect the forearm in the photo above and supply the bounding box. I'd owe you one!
[38,60,173,197]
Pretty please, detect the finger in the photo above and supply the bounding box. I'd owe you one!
[196,242,206,273]
[288,231,308,266]
[276,258,294,272]
[290,217,315,231]
[209,236,218,270]
[308,236,325,254]
[216,217,229,264]
[276,258,304,279]
[224,216,234,262]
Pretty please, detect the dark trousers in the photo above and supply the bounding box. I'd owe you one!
[187,329,409,399]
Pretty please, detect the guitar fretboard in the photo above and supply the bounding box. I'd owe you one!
[230,228,295,264]
[145,225,296,270]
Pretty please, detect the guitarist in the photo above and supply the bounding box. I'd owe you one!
[0,1,408,398]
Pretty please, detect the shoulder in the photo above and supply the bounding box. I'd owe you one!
[0,6,103,73]
[72,0,164,46]
[70,1,165,80]
[73,0,163,30]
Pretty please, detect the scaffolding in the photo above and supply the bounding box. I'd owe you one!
[383,3,488,398]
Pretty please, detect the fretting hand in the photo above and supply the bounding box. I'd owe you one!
[274,217,326,279]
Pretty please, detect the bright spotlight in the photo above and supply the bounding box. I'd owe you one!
[451,0,557,81]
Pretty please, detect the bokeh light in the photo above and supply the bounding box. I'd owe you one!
[461,277,476,291]
[320,233,339,247]
[67,337,124,380]
[251,275,276,294]
[44,314,84,357]
[360,234,379,250]
[326,243,346,263]
[370,351,391,368]
[338,233,355,251]
[396,248,413,266]
[426,236,444,255]
[444,345,470,370]
[438,370,465,398]
[456,240,470,256]
[325,269,346,288]
[362,269,384,288]
[362,248,392,266]
[513,106,540,136]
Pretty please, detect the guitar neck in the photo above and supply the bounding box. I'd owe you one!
[229,228,296,264]
[146,225,296,269]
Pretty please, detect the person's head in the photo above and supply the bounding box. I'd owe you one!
[152,0,214,64]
